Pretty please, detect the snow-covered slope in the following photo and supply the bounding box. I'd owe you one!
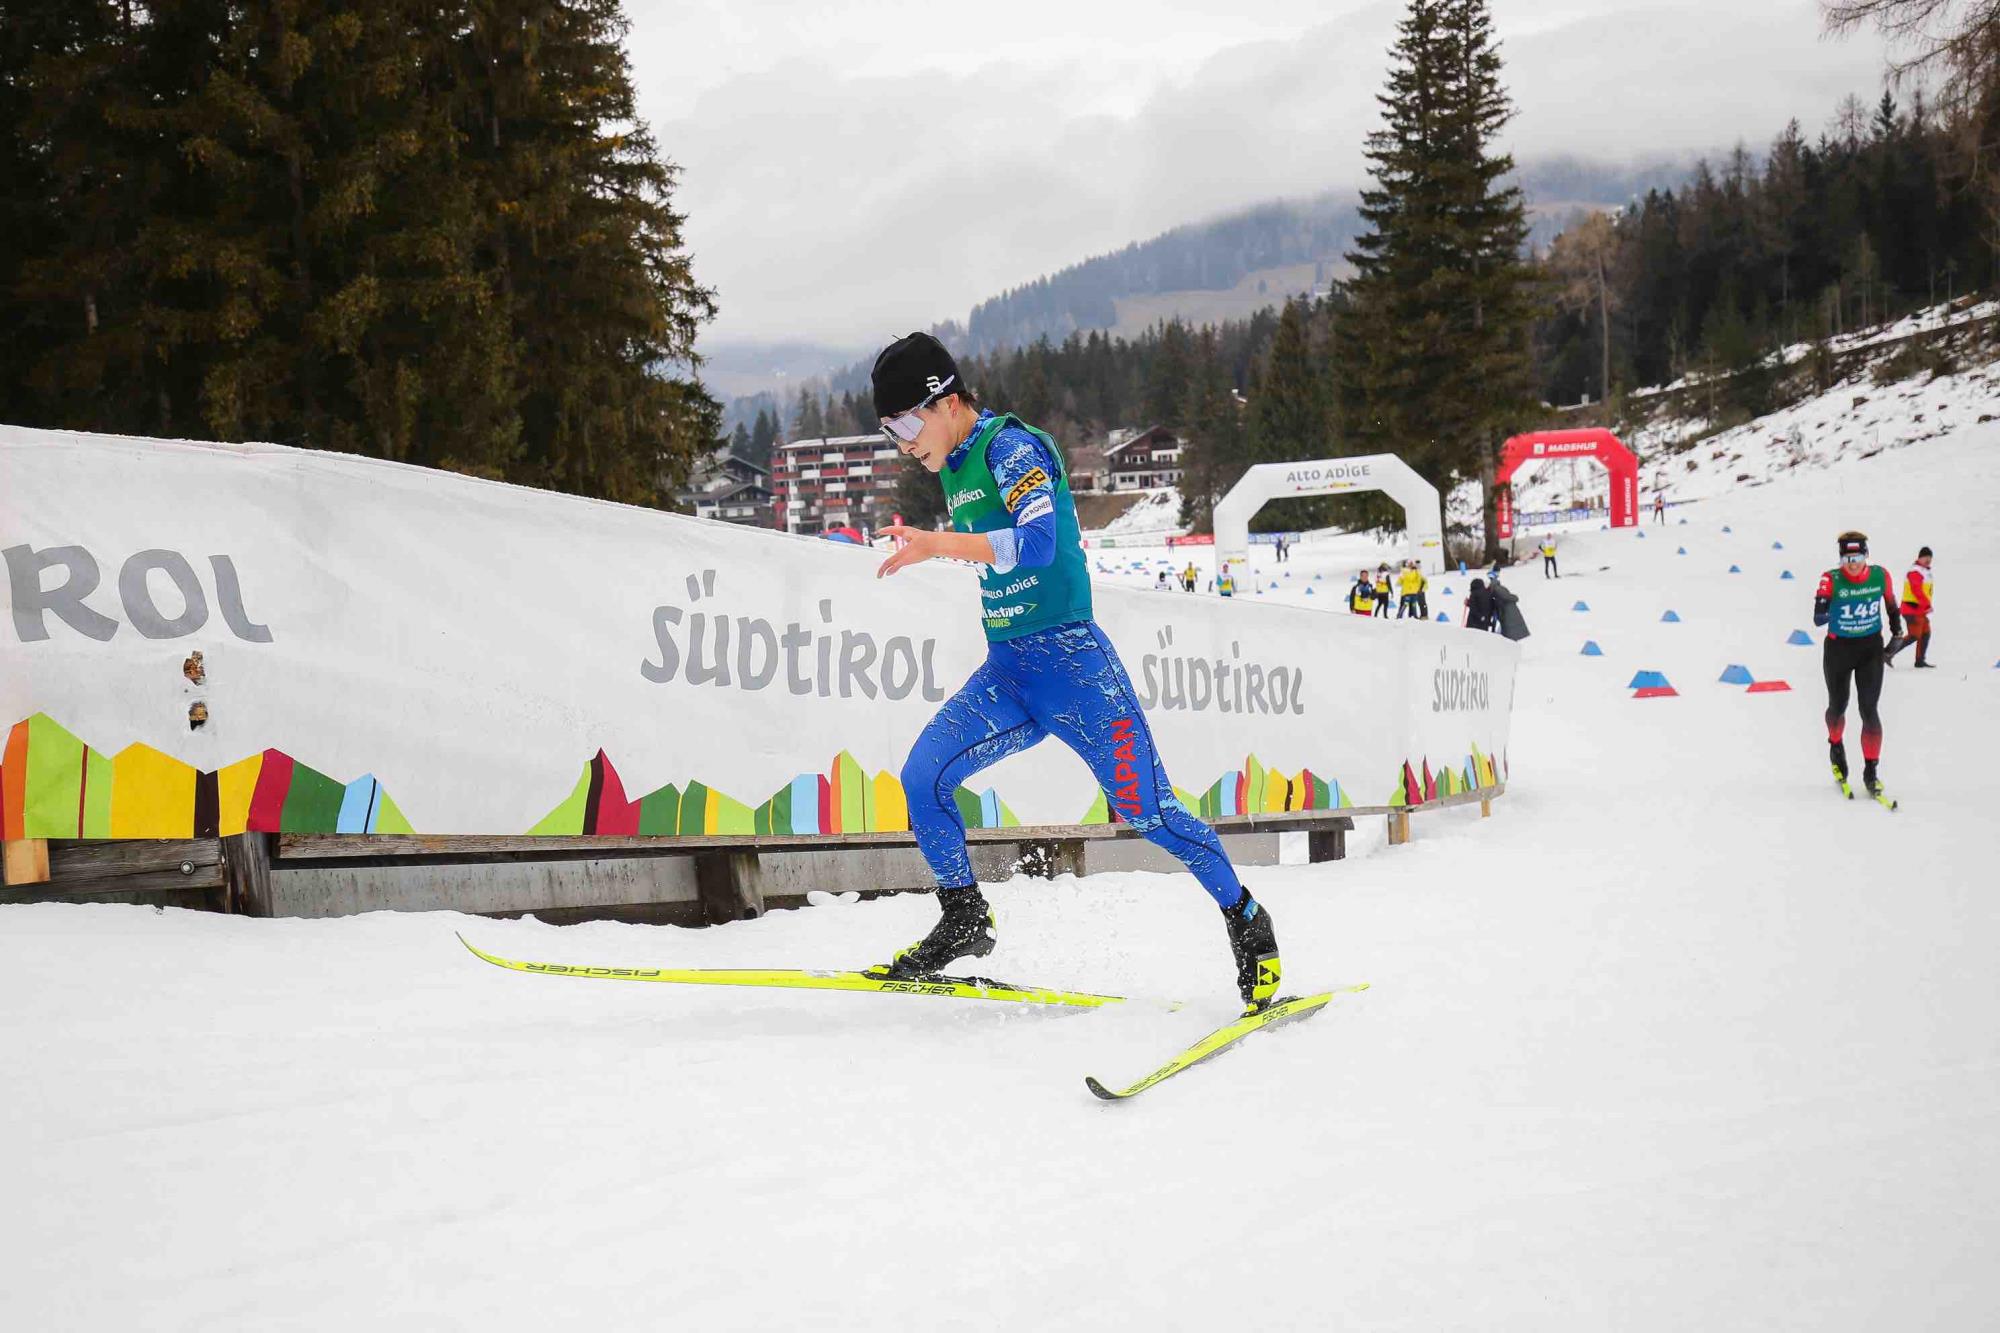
[1507,300,1999,516]
[4,377,1997,1329]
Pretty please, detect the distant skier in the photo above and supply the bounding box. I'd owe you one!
[1814,530,1903,797]
[1652,491,1666,524]
[1884,545,1935,669]
[1373,565,1394,618]
[869,332,1283,1012]
[1541,535,1559,578]
[1216,566,1236,598]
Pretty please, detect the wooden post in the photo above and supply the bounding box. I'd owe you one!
[695,851,765,924]
[3,839,51,887]
[1306,819,1348,863]
[220,833,275,916]
[1480,797,1492,818]
[1015,838,1085,880]
[1386,811,1411,847]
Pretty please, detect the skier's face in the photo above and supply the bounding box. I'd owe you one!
[884,396,959,472]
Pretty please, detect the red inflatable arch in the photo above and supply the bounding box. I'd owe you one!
[1494,428,1639,540]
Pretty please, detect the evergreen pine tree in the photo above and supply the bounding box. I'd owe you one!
[1174,329,1247,532]
[458,0,716,504]
[793,386,825,440]
[1335,0,1542,559]
[749,406,777,466]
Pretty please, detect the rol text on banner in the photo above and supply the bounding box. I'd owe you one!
[1,426,1517,841]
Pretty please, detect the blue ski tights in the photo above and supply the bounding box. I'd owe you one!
[901,621,1244,907]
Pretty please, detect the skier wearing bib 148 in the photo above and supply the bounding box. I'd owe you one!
[867,332,1283,1013]
[1814,530,1903,797]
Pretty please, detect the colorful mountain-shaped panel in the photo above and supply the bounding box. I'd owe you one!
[1,713,413,839]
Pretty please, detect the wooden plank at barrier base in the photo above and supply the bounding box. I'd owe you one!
[4,839,51,886]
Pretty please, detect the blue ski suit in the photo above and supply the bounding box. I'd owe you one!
[902,415,1244,906]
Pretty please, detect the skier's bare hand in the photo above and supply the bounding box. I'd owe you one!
[876,524,935,577]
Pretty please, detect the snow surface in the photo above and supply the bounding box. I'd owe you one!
[5,379,1999,1329]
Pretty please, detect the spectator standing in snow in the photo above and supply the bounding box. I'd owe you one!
[1396,561,1424,619]
[1885,545,1935,668]
[1490,569,1529,640]
[1348,570,1375,615]
[1541,535,1559,578]
[1464,578,1496,631]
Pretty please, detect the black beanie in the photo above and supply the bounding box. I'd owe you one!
[1918,545,1933,558]
[872,332,961,417]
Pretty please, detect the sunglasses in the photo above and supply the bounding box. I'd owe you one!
[880,385,952,445]
[1840,551,1868,563]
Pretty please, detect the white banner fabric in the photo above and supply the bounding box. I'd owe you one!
[1,426,1516,841]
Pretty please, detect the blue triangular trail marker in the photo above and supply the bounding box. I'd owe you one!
[1677,546,1688,555]
[1661,610,1682,623]
[1728,564,1742,573]
[1573,600,1590,612]
[1679,518,1689,525]
[1636,530,1647,539]
[1718,664,1754,685]
[1723,525,1733,533]
[1581,641,1603,656]
[1628,669,1669,689]
[1772,541,1784,550]
[1780,570,1794,580]
[1788,629,1814,645]
[1441,586,1454,595]
[1304,587,1314,595]
[1436,613,1450,622]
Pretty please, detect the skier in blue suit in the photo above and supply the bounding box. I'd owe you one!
[867,332,1282,1012]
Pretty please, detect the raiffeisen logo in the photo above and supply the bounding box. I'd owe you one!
[947,487,988,510]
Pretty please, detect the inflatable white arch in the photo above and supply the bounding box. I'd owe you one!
[1214,455,1445,576]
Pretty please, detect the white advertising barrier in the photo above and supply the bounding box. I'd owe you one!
[1,426,1516,842]
[1215,455,1446,576]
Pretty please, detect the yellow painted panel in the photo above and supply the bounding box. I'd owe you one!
[216,754,264,837]
[873,773,908,832]
[110,743,197,838]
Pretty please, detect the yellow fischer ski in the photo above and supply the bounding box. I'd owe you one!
[457,934,1152,1009]
[1085,984,1369,1101]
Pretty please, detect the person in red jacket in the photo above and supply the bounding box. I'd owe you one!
[1884,546,1935,668]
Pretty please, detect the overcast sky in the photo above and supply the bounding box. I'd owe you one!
[625,1,1895,351]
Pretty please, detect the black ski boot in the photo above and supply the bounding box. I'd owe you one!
[1863,760,1883,797]
[1830,740,1848,783]
[869,886,996,979]
[1222,890,1282,1014]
